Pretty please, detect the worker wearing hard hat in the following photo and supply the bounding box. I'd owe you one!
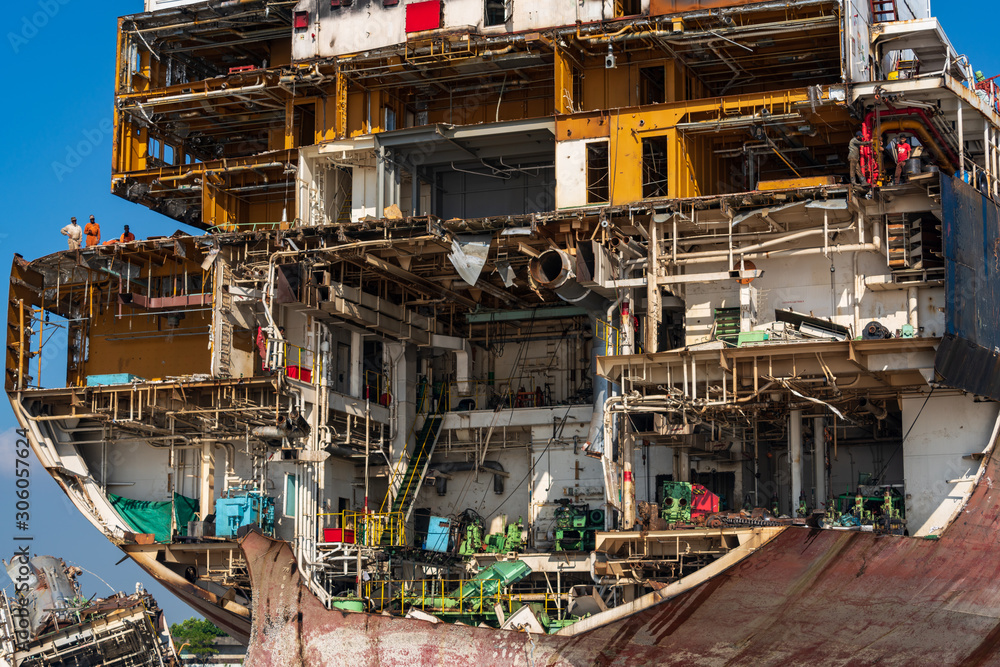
[84,215,101,247]
[848,131,871,186]
[60,217,82,250]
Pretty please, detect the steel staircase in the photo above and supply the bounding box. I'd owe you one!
[384,382,446,523]
[885,214,923,270]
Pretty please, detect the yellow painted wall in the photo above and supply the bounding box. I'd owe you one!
[81,260,213,381]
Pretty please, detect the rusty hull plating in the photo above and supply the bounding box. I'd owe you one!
[241,431,1000,666]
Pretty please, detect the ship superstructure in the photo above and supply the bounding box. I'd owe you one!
[7,0,1000,656]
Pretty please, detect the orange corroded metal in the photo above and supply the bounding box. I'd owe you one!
[650,0,765,14]
[243,441,1000,665]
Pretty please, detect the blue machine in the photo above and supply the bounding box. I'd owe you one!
[214,491,275,538]
[423,515,451,553]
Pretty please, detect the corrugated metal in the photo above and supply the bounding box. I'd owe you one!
[243,443,1000,665]
[936,174,1000,399]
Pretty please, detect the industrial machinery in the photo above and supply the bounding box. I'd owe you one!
[214,489,275,538]
[661,482,721,525]
[554,502,605,552]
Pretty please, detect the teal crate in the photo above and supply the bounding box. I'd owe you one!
[86,373,145,386]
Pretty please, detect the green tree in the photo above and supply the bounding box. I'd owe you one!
[171,617,227,655]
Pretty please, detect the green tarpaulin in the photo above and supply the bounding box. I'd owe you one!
[108,492,199,543]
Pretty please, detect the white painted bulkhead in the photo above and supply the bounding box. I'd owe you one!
[903,393,1000,533]
[291,0,650,62]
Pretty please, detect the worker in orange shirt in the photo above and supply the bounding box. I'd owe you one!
[120,225,136,243]
[84,215,101,247]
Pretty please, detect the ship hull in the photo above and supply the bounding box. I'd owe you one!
[242,445,1000,666]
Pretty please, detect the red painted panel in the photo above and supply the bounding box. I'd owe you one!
[293,11,309,29]
[406,1,441,33]
[689,483,719,516]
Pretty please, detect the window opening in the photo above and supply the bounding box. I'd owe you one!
[586,142,610,204]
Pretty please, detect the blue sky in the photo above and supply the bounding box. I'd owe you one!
[0,0,998,634]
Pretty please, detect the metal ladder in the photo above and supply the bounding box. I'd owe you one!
[217,262,234,377]
[885,214,923,269]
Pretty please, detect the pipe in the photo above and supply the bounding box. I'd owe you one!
[252,412,310,441]
[880,119,958,175]
[858,397,888,420]
[789,409,802,517]
[430,334,472,396]
[676,242,881,265]
[528,248,608,312]
[430,461,505,495]
[813,416,825,508]
[907,287,919,329]
[680,225,854,260]
[958,99,965,179]
[122,80,267,109]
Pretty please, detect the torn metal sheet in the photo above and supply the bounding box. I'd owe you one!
[804,198,849,210]
[730,200,803,227]
[448,234,492,286]
[494,259,516,287]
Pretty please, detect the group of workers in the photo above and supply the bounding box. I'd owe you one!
[60,216,135,250]
[848,130,914,188]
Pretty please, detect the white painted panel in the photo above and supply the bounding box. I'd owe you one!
[352,165,378,220]
[556,139,591,209]
[294,0,649,61]
[145,0,208,11]
[903,394,999,532]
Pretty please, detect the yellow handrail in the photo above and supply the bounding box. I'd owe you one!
[318,510,406,547]
[378,381,431,513]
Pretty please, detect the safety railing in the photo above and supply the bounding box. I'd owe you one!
[264,336,321,385]
[206,221,284,234]
[361,578,562,620]
[363,369,390,405]
[379,381,431,514]
[434,377,565,413]
[318,510,406,548]
[498,591,562,620]
[596,318,642,357]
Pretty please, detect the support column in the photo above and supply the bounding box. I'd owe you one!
[387,341,415,461]
[789,410,802,516]
[349,331,363,398]
[411,166,421,216]
[200,439,215,520]
[646,219,661,354]
[957,100,965,180]
[623,416,636,528]
[677,450,690,483]
[813,417,826,509]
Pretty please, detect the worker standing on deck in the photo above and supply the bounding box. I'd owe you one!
[84,215,101,247]
[120,225,135,243]
[894,135,912,186]
[848,131,871,186]
[60,217,82,250]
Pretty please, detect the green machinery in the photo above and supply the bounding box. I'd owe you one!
[554,502,604,552]
[661,481,692,523]
[458,515,526,555]
[445,560,532,612]
[398,560,532,614]
[825,487,906,534]
[458,521,483,556]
